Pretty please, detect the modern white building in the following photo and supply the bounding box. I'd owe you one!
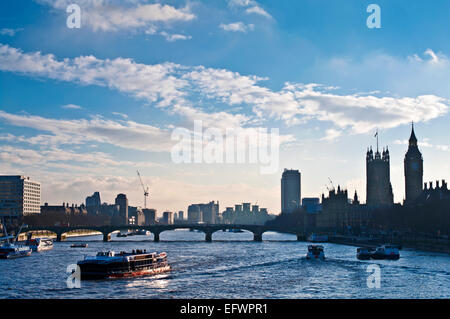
[281,169,301,213]
[0,175,41,220]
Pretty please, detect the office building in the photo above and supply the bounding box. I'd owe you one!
[142,208,157,225]
[281,169,301,213]
[162,211,174,225]
[114,194,128,225]
[0,176,41,222]
[188,204,202,223]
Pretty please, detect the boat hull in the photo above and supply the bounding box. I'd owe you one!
[306,254,325,260]
[78,264,171,280]
[356,254,372,260]
[371,253,400,260]
[31,245,53,252]
[0,250,32,259]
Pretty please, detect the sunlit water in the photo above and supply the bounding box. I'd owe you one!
[1,230,449,298]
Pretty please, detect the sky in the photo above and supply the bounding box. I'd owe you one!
[0,0,449,216]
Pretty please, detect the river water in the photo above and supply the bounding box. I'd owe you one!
[1,230,449,298]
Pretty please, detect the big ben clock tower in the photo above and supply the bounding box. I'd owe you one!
[404,123,423,205]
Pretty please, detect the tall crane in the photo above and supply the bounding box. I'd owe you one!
[328,177,335,191]
[136,170,149,209]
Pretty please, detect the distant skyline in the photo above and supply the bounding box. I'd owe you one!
[1,0,449,215]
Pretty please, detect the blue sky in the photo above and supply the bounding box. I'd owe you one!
[0,0,449,215]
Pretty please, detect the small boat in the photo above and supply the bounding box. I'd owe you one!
[71,243,88,248]
[77,250,171,280]
[371,245,400,260]
[0,222,32,259]
[307,233,328,243]
[306,245,325,260]
[135,229,151,236]
[25,238,53,252]
[116,233,129,238]
[0,243,32,259]
[227,229,244,233]
[356,247,376,260]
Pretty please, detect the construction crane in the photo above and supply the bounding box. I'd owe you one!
[328,177,335,191]
[136,170,149,209]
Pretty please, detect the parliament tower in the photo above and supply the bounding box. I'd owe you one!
[366,132,394,206]
[404,123,423,204]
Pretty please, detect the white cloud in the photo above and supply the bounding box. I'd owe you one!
[393,139,449,152]
[36,0,195,32]
[0,43,188,108]
[61,104,82,110]
[313,49,450,99]
[0,111,174,152]
[245,6,272,19]
[227,0,272,19]
[159,31,192,42]
[112,112,128,119]
[321,129,342,141]
[1,44,448,136]
[219,22,254,33]
[0,28,23,36]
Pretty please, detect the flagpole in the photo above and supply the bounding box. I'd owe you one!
[375,128,379,152]
[377,129,378,153]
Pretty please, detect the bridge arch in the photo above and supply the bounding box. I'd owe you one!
[211,228,254,241]
[60,229,103,241]
[20,230,58,241]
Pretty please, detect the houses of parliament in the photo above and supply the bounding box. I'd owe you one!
[366,124,425,207]
[316,124,450,232]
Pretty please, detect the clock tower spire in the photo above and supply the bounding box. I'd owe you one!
[404,122,423,205]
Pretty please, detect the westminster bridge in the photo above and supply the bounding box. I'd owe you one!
[22,224,307,242]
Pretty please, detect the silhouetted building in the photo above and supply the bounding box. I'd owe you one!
[222,202,272,225]
[281,169,301,213]
[114,194,128,225]
[404,124,424,205]
[318,187,371,232]
[366,137,394,207]
[418,180,450,203]
[242,203,251,214]
[128,206,145,226]
[177,211,184,221]
[142,208,157,225]
[200,201,219,224]
[161,211,174,225]
[188,204,202,223]
[99,203,120,217]
[41,203,87,216]
[302,198,322,214]
[86,192,101,208]
[187,201,219,224]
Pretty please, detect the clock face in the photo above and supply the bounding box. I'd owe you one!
[411,162,419,171]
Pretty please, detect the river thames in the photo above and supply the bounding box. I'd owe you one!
[0,230,449,299]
